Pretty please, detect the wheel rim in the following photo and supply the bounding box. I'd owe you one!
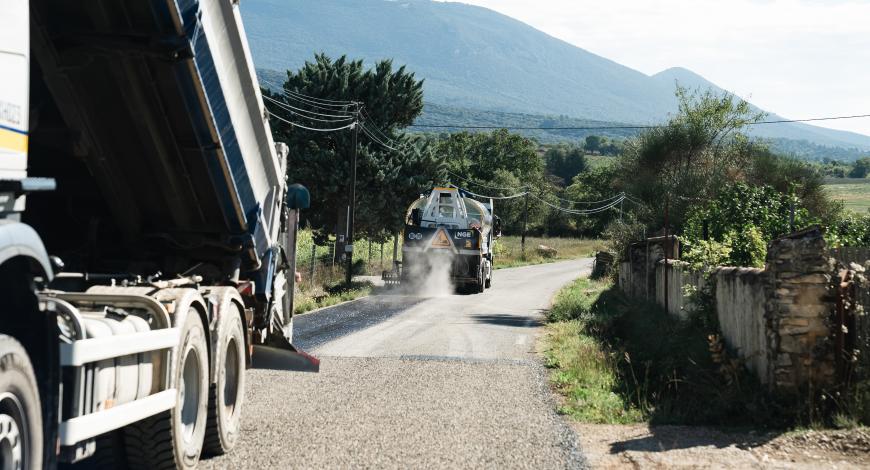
[0,393,26,470]
[179,347,202,444]
[222,337,240,418]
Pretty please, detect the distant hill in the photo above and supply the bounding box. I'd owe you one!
[243,0,870,156]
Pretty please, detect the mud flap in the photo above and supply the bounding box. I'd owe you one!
[251,334,320,372]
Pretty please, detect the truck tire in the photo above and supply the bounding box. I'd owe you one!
[476,266,485,293]
[484,260,492,289]
[203,309,245,456]
[0,335,43,470]
[125,313,209,470]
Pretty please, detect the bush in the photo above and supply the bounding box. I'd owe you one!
[728,225,767,268]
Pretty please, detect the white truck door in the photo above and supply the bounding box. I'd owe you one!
[0,0,29,181]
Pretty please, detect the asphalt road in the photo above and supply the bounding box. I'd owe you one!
[202,258,593,469]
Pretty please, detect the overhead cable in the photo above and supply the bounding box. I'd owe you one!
[263,95,354,120]
[282,90,358,111]
[551,192,626,206]
[267,110,357,133]
[284,89,357,106]
[531,192,625,215]
[408,113,870,131]
[456,186,529,200]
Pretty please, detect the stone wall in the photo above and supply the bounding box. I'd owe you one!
[764,228,836,390]
[618,227,852,392]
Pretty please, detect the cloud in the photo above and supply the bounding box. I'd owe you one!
[437,0,870,135]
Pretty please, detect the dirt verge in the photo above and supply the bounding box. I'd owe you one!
[574,423,869,469]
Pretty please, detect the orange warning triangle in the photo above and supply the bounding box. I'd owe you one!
[430,229,453,249]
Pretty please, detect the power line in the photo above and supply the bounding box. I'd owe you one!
[532,192,626,215]
[284,89,357,106]
[263,95,354,120]
[551,191,626,206]
[456,186,529,200]
[282,90,359,112]
[408,113,870,131]
[359,121,404,152]
[267,110,357,133]
[447,171,530,192]
[360,109,399,144]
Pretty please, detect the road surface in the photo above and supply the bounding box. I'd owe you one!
[202,258,593,469]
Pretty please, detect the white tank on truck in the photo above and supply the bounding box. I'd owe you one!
[0,1,313,468]
[387,187,502,293]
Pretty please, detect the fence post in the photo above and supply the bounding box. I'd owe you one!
[309,243,316,285]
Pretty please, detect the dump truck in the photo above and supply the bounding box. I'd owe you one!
[386,187,502,293]
[0,1,311,468]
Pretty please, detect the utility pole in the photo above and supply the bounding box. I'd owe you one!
[345,103,361,286]
[521,191,529,259]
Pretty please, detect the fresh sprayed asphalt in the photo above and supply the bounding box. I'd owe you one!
[201,259,593,469]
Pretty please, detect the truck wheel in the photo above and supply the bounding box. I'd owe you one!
[0,335,42,470]
[484,261,492,289]
[125,313,209,470]
[476,267,485,293]
[204,310,245,456]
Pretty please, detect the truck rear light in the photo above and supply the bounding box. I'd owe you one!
[237,281,255,297]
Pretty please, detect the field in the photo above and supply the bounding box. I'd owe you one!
[824,178,870,214]
[493,236,607,269]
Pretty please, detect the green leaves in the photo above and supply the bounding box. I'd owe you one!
[269,54,444,241]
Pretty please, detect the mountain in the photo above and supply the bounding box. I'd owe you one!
[653,67,870,151]
[241,0,870,155]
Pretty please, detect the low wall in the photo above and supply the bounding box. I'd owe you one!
[618,227,865,392]
[655,261,704,319]
[714,267,767,380]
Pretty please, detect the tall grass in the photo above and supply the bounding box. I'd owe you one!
[544,279,781,427]
[494,236,606,269]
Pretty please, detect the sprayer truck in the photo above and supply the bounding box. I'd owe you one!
[0,1,314,468]
[386,188,502,293]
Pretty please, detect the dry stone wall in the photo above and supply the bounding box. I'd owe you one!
[618,227,862,393]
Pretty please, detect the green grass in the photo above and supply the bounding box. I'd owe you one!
[493,236,606,269]
[824,178,870,214]
[543,278,781,427]
[543,279,643,423]
[294,264,372,315]
[585,154,618,170]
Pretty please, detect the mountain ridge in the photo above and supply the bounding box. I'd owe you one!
[242,0,870,153]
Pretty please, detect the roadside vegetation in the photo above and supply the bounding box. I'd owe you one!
[544,279,777,427]
[545,278,870,429]
[493,236,606,269]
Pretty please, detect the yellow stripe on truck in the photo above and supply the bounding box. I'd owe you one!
[0,128,28,153]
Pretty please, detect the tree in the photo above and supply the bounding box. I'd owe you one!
[436,130,548,234]
[544,145,588,186]
[584,135,602,154]
[268,54,446,243]
[617,86,765,231]
[849,157,870,178]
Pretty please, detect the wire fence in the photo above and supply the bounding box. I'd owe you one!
[295,230,402,288]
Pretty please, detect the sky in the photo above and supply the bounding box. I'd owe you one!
[437,0,870,136]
